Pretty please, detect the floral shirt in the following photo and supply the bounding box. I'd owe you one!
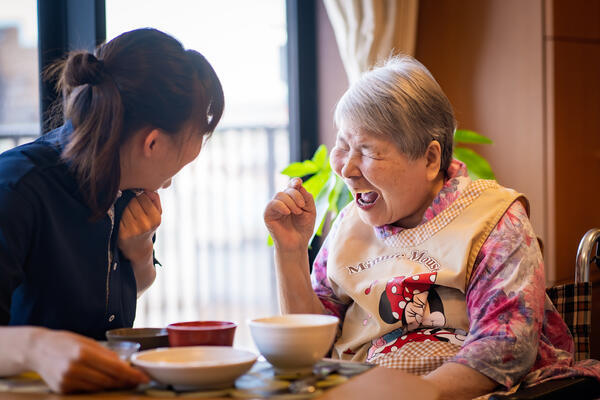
[311,159,600,389]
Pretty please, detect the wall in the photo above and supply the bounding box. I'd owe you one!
[545,0,600,359]
[545,0,600,285]
[415,0,549,273]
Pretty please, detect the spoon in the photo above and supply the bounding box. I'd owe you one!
[288,364,340,394]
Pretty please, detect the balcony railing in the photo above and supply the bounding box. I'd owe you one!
[0,125,39,152]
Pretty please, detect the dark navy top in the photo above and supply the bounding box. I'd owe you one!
[0,123,138,340]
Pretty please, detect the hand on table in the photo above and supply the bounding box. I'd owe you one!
[264,178,316,252]
[27,329,149,394]
[118,191,162,263]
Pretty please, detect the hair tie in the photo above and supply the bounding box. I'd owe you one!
[66,52,106,87]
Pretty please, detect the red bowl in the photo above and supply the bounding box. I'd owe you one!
[166,321,237,347]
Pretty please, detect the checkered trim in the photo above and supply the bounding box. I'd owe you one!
[371,341,461,375]
[384,180,500,247]
[546,282,591,361]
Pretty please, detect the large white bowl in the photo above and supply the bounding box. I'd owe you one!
[131,346,257,389]
[248,314,339,373]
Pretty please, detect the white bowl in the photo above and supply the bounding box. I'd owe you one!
[130,346,257,389]
[248,314,339,373]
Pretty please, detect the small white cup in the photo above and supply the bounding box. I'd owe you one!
[98,340,141,361]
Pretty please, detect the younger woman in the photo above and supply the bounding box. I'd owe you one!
[0,28,224,393]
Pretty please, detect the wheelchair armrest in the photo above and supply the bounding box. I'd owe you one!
[489,376,600,400]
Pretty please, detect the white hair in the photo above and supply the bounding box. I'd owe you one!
[334,55,456,172]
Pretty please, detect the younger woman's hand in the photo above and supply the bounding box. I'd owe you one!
[264,178,316,252]
[118,191,162,263]
[27,328,149,393]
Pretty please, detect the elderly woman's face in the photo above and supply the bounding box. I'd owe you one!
[330,125,441,228]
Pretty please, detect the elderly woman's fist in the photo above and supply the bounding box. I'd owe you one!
[264,178,316,252]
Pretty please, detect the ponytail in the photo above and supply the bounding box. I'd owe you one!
[50,51,125,218]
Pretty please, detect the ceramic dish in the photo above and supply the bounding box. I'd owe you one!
[130,346,257,389]
[167,320,237,347]
[249,314,339,374]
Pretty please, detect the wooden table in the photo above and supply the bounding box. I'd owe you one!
[0,367,439,400]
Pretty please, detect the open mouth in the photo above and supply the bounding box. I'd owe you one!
[356,191,379,210]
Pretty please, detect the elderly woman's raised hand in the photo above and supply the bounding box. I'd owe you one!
[264,177,316,252]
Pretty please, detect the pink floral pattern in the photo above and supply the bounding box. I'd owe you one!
[311,159,600,389]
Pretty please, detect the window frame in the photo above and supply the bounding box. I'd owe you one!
[37,0,105,133]
[286,0,322,262]
[285,0,318,162]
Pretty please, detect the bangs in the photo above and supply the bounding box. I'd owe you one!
[334,79,405,143]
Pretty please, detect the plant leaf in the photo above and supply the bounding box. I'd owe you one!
[303,166,331,197]
[281,160,319,177]
[311,144,329,169]
[315,209,327,238]
[328,175,346,214]
[454,129,493,144]
[453,147,495,180]
[336,183,353,215]
[311,173,337,243]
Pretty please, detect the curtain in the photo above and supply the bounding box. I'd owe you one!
[324,0,419,83]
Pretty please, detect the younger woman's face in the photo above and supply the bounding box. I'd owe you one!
[121,125,205,192]
[150,129,205,191]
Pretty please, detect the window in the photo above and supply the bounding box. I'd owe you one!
[106,0,290,350]
[0,0,39,152]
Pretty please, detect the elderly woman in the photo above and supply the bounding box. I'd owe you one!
[263,56,593,399]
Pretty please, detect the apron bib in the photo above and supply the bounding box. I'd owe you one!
[326,180,526,373]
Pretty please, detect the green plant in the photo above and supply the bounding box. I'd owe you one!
[453,129,495,180]
[270,129,494,246]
